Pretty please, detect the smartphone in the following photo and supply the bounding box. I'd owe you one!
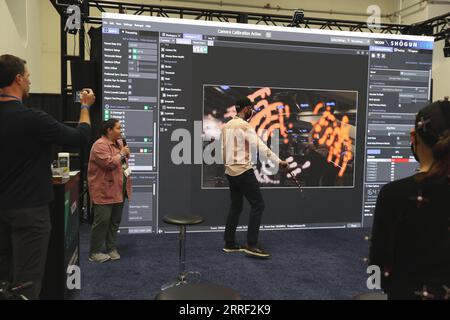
[74,90,81,103]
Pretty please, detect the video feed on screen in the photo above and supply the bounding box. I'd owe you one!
[203,85,357,189]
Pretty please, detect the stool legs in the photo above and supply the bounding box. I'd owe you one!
[161,224,201,291]
[179,225,186,281]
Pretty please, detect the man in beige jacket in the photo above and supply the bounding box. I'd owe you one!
[222,97,288,258]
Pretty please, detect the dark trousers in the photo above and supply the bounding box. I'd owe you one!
[0,206,51,300]
[225,169,265,247]
[89,203,124,255]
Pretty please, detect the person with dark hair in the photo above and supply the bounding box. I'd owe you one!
[87,119,132,263]
[0,54,95,299]
[221,97,288,258]
[369,99,450,300]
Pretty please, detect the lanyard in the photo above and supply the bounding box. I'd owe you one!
[0,94,22,102]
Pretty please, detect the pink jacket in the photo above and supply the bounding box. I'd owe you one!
[88,136,132,204]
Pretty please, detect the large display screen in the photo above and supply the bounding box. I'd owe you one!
[101,13,434,234]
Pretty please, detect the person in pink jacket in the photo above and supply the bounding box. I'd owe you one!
[87,119,132,263]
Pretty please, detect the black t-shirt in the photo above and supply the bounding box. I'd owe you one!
[0,100,91,209]
[369,173,450,298]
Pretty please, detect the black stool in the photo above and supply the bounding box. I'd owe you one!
[156,283,241,300]
[162,214,204,290]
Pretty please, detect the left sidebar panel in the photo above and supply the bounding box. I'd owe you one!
[102,21,159,234]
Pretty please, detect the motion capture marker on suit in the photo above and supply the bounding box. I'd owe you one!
[408,190,430,208]
[414,285,435,300]
[443,285,450,300]
[416,116,432,132]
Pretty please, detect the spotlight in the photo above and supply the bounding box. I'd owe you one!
[444,35,450,58]
[401,24,433,36]
[289,9,305,27]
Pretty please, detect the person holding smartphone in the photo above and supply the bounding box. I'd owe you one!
[0,54,95,299]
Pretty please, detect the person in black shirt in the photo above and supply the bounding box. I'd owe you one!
[0,54,95,299]
[369,100,450,300]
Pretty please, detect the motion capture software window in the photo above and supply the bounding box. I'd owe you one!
[363,39,433,225]
[102,13,433,234]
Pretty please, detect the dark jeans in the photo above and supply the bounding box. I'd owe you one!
[225,169,265,247]
[0,206,51,300]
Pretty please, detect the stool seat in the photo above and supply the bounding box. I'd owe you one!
[163,214,204,226]
[156,283,241,300]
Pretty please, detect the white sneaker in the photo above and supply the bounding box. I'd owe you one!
[88,253,111,263]
[108,249,121,260]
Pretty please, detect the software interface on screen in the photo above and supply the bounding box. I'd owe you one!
[101,13,434,234]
